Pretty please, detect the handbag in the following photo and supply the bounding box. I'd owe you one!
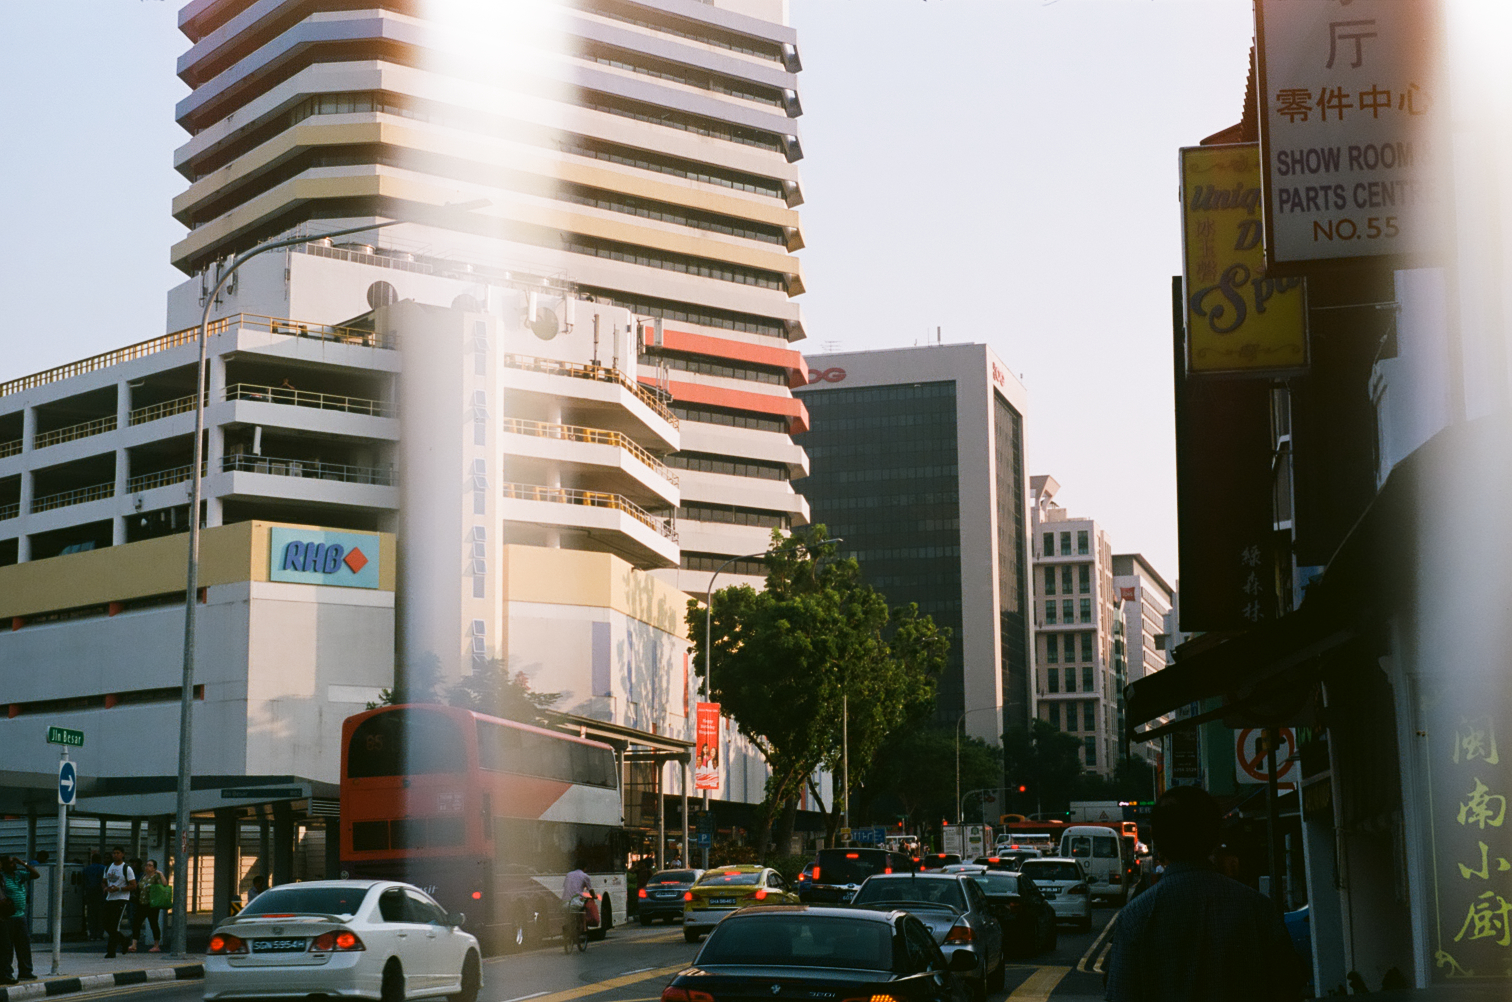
[148,881,172,909]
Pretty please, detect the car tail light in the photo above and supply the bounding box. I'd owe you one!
[812,867,820,881]
[208,933,248,956]
[841,995,901,1002]
[1109,872,1122,884]
[944,924,974,944]
[662,988,715,1002]
[1067,884,1089,896]
[883,867,892,875]
[684,891,694,902]
[639,888,648,899]
[754,888,768,900]
[471,891,483,900]
[310,931,365,952]
[845,853,860,859]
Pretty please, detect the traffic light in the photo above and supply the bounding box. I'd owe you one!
[1017,784,1027,793]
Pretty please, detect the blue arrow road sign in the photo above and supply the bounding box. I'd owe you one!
[58,761,76,806]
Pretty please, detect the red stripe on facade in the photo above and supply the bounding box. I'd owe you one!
[644,378,810,434]
[649,327,809,388]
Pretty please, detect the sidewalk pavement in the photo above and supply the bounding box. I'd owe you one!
[0,940,205,1002]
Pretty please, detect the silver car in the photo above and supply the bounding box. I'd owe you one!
[849,872,1004,1001]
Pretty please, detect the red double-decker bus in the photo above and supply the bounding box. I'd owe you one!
[340,704,627,953]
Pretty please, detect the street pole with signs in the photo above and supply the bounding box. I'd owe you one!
[49,726,82,976]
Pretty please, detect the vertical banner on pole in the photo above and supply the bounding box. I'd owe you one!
[694,703,721,792]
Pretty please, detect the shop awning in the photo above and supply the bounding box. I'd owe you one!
[1126,409,1453,742]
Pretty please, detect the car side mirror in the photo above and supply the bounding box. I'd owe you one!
[447,912,466,928]
[948,951,978,973]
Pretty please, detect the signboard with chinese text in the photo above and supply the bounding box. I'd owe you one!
[1428,705,1512,982]
[694,702,721,792]
[1181,144,1308,375]
[1256,0,1445,269]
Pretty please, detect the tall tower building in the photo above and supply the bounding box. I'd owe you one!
[794,344,1032,746]
[169,0,811,594]
[1111,553,1174,764]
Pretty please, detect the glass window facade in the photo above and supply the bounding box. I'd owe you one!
[994,392,1029,731]
[797,381,965,722]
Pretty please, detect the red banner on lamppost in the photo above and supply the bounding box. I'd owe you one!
[695,702,721,791]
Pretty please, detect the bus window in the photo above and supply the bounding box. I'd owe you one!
[348,709,466,778]
[1068,836,1092,858]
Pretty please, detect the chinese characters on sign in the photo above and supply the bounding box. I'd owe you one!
[1256,0,1444,267]
[1436,714,1512,979]
[1180,144,1308,375]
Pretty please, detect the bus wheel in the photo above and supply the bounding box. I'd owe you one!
[589,897,611,941]
[381,960,405,1002]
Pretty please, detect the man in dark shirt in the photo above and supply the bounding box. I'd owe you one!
[1104,786,1304,1002]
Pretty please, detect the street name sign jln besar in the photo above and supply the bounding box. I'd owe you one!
[46,727,84,747]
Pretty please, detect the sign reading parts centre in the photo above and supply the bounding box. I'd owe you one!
[269,527,381,589]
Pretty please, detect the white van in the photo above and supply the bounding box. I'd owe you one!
[1059,825,1128,903]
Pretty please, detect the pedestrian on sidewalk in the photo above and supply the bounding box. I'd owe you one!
[0,855,40,982]
[101,847,136,959]
[82,851,105,941]
[129,859,169,953]
[1103,786,1305,1002]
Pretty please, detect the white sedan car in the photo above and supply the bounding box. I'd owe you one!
[1017,858,1093,932]
[204,880,481,1002]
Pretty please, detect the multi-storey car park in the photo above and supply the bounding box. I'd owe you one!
[0,0,821,920]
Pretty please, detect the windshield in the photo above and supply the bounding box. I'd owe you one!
[972,873,1020,895]
[815,850,892,885]
[238,886,370,917]
[853,877,965,911]
[699,915,893,971]
[697,871,762,886]
[1022,862,1082,882]
[651,871,698,884]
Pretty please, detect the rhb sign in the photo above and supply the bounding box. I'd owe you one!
[269,527,380,589]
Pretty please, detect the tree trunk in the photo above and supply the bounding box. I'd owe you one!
[771,797,799,856]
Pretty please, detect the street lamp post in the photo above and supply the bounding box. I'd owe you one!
[170,204,487,956]
[699,538,841,863]
[955,706,1002,826]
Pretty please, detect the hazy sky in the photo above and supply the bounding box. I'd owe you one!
[0,1,1256,579]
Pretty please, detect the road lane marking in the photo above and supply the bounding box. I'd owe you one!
[503,993,549,1002]
[619,968,655,975]
[514,963,687,1002]
[1006,965,1070,1000]
[1077,911,1119,974]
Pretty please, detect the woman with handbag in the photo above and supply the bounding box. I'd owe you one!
[129,860,170,953]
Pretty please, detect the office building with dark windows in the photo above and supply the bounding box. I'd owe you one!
[794,344,1032,746]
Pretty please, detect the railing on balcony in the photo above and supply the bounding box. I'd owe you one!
[129,393,203,426]
[0,314,395,399]
[225,384,395,418]
[34,415,117,450]
[501,481,678,542]
[0,502,17,521]
[223,453,396,486]
[0,439,19,459]
[502,354,678,427]
[501,418,678,486]
[32,481,115,513]
[128,462,206,494]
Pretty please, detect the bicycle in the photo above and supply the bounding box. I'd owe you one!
[561,899,588,954]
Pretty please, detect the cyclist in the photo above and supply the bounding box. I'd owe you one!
[561,859,593,950]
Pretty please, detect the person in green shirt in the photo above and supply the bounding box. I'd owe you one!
[0,856,40,982]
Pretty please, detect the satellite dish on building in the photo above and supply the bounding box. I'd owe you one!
[367,281,398,309]
[530,306,559,341]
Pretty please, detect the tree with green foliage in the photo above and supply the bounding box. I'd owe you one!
[1001,720,1086,815]
[686,525,948,853]
[855,724,1004,834]
[368,655,562,726]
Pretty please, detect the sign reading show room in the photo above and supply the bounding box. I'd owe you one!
[269,527,381,589]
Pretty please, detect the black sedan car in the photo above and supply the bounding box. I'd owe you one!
[639,869,704,924]
[662,906,977,1002]
[968,871,1057,956]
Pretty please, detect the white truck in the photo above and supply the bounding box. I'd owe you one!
[941,823,994,859]
[1067,800,1125,825]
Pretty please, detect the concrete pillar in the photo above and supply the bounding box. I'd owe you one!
[324,817,340,881]
[20,407,35,455]
[130,820,141,860]
[258,822,270,884]
[98,818,108,855]
[272,802,294,887]
[212,810,237,925]
[205,357,226,528]
[25,812,36,865]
